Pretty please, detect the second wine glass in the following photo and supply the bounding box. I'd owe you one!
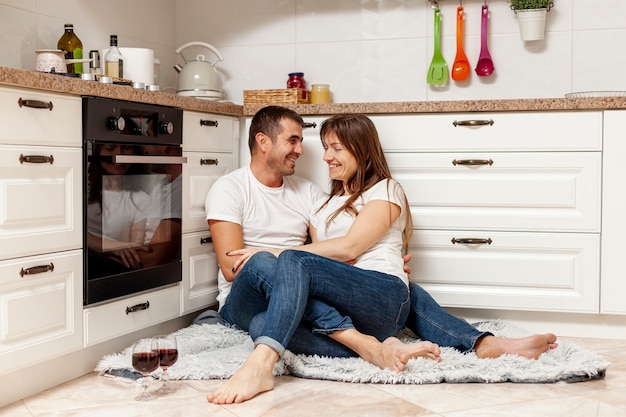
[154,334,178,394]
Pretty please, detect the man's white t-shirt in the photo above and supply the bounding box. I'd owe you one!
[205,165,325,309]
[310,179,408,285]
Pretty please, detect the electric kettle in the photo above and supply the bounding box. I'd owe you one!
[174,42,224,100]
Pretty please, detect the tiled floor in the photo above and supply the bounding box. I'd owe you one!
[1,336,625,417]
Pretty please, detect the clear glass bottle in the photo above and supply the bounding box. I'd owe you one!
[105,35,124,78]
[57,23,83,74]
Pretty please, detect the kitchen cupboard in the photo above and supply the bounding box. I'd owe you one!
[181,111,239,314]
[600,110,626,314]
[0,86,83,376]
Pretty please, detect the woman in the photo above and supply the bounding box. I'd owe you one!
[209,114,440,404]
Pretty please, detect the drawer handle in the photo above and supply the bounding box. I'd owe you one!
[200,236,213,244]
[303,122,317,129]
[19,154,55,164]
[18,97,54,111]
[200,158,219,166]
[452,119,494,127]
[126,301,150,315]
[20,263,55,277]
[452,159,493,166]
[451,238,493,245]
[200,119,219,127]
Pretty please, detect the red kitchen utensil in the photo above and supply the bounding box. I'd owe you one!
[452,6,470,81]
[475,3,494,77]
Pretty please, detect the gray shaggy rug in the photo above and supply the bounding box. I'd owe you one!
[95,320,608,384]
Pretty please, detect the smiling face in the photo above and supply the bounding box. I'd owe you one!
[265,117,304,178]
[322,131,358,187]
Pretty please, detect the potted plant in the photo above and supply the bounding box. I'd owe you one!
[509,0,554,41]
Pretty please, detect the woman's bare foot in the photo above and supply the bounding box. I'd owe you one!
[206,344,278,404]
[383,337,441,365]
[475,333,558,360]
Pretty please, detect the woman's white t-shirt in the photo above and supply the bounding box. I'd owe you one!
[310,179,408,285]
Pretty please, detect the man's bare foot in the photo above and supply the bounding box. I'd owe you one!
[206,344,278,404]
[475,333,558,360]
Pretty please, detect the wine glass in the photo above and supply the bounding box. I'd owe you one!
[154,334,178,394]
[131,338,159,401]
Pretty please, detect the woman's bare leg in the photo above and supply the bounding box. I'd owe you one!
[206,344,278,404]
[329,329,440,372]
[474,333,558,359]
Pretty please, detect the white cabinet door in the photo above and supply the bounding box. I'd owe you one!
[369,111,602,152]
[409,230,599,313]
[600,110,626,314]
[0,145,82,261]
[182,111,238,153]
[0,250,83,375]
[181,231,218,314]
[0,86,81,147]
[84,285,181,346]
[387,152,601,233]
[182,152,234,233]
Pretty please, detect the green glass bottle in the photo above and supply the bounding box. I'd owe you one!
[57,23,83,74]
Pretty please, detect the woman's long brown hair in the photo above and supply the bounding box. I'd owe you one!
[317,114,413,253]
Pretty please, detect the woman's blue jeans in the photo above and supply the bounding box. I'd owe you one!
[220,250,410,357]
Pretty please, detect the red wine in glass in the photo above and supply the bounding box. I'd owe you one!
[131,338,159,401]
[154,334,178,394]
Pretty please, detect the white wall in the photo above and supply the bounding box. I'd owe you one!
[176,0,626,104]
[0,0,179,91]
[2,1,626,105]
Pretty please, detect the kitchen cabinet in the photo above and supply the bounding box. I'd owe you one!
[373,112,602,314]
[600,110,626,314]
[0,86,83,376]
[181,110,239,314]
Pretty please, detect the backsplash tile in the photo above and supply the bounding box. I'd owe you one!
[1,0,625,104]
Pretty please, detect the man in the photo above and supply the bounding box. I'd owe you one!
[202,106,557,404]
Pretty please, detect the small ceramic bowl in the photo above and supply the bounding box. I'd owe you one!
[35,49,67,73]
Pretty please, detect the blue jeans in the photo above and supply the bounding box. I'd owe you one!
[407,282,490,353]
[221,250,410,357]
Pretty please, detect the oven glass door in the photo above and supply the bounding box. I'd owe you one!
[85,141,184,305]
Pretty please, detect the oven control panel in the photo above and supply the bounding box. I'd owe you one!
[83,96,183,145]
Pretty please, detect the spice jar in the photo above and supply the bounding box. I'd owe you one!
[310,84,331,104]
[287,72,305,89]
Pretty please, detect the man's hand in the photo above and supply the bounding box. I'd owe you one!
[403,253,412,277]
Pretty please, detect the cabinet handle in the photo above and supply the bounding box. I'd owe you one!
[126,301,150,315]
[451,238,493,245]
[452,119,494,127]
[200,236,213,244]
[18,97,54,111]
[200,158,219,166]
[19,154,55,164]
[200,119,218,127]
[20,263,55,277]
[452,159,493,166]
[303,122,317,129]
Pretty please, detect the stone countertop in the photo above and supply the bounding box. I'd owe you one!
[4,66,626,116]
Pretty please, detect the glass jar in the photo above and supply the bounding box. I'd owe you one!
[287,72,305,89]
[310,84,331,104]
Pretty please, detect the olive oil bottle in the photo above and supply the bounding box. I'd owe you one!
[57,23,83,74]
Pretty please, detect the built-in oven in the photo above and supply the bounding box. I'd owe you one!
[82,97,185,306]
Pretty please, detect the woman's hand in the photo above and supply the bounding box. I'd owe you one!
[227,247,280,273]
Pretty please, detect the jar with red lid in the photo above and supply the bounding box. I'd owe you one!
[287,72,305,89]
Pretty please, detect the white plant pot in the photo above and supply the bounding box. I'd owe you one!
[516,8,547,41]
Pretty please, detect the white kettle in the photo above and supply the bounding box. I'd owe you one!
[174,42,224,100]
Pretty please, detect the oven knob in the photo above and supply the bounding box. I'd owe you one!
[108,116,125,131]
[159,121,174,135]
